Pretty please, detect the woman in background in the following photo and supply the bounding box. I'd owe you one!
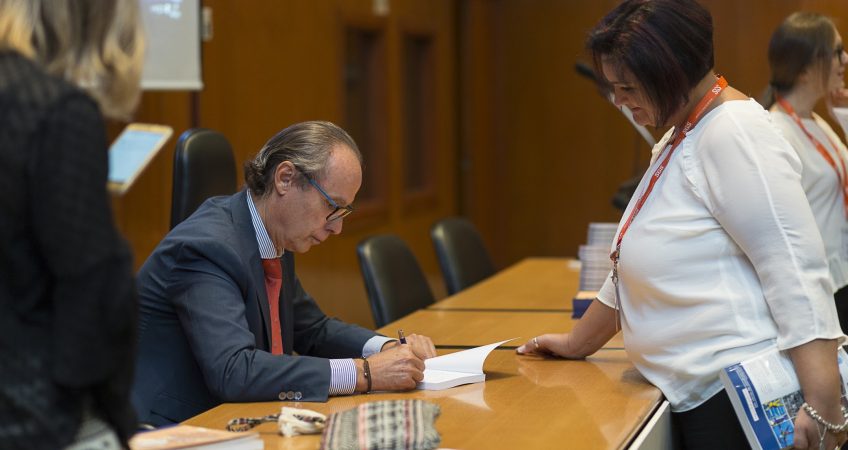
[766,11,848,335]
[0,0,144,448]
[518,1,846,449]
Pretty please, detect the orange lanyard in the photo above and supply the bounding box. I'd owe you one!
[776,96,848,218]
[611,76,728,267]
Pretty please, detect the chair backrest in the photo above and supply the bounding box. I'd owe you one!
[170,128,237,229]
[357,235,435,328]
[430,217,495,295]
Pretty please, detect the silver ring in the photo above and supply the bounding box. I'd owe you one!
[533,337,539,350]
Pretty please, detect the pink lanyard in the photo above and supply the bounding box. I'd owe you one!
[776,96,848,218]
[609,76,728,324]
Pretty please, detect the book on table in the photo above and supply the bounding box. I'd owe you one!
[720,346,848,450]
[417,338,515,391]
[572,290,597,319]
[129,424,262,450]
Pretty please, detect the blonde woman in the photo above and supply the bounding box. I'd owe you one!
[0,0,144,449]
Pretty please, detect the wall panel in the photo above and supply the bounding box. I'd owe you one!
[114,0,457,328]
[114,0,847,326]
[462,0,847,268]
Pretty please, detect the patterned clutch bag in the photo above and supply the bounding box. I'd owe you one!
[319,399,441,450]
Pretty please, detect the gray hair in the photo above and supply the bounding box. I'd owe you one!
[244,121,362,197]
[0,0,145,119]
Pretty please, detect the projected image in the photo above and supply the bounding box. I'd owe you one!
[139,0,202,89]
[144,0,183,20]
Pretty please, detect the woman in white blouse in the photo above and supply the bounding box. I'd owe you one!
[766,11,848,335]
[517,1,846,449]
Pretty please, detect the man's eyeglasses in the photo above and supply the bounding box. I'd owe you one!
[304,175,354,222]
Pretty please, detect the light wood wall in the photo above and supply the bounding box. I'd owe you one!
[461,0,634,267]
[463,0,848,269]
[114,0,456,328]
[114,0,847,327]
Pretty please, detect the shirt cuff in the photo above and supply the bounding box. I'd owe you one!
[328,359,357,396]
[363,335,395,357]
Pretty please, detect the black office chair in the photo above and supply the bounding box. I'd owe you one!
[170,128,237,229]
[430,217,495,295]
[357,235,435,328]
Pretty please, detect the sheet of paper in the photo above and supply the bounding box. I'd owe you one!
[425,338,518,374]
[423,370,483,385]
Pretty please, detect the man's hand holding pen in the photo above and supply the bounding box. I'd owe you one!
[382,330,437,359]
[361,330,436,392]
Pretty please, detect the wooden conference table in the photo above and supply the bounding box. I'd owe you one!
[380,309,625,349]
[184,257,666,449]
[429,257,580,312]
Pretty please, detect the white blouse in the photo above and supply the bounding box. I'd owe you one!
[769,109,848,290]
[597,99,843,412]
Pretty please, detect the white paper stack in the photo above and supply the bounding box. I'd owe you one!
[586,222,618,248]
[577,244,612,291]
[573,222,618,317]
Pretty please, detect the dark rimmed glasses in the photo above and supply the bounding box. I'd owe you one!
[304,174,354,222]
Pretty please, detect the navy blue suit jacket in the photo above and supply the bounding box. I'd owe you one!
[132,190,376,425]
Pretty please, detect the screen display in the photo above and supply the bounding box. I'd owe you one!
[108,129,169,184]
[140,0,202,90]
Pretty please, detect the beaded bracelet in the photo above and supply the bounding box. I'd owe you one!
[360,357,372,393]
[801,402,848,434]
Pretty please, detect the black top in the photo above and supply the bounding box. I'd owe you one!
[0,51,138,449]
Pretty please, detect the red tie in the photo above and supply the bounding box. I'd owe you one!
[261,259,284,355]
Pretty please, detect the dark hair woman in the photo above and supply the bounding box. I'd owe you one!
[518,1,847,449]
[767,12,848,338]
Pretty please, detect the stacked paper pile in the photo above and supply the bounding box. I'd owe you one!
[586,222,618,248]
[578,245,612,292]
[573,222,617,318]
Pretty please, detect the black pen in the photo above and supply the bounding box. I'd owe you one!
[398,329,407,344]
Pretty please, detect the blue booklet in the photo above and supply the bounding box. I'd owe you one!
[720,346,848,450]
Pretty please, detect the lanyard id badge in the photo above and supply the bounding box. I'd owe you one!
[610,76,728,330]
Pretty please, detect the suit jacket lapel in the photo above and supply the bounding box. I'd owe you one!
[229,190,274,350]
[281,253,295,355]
